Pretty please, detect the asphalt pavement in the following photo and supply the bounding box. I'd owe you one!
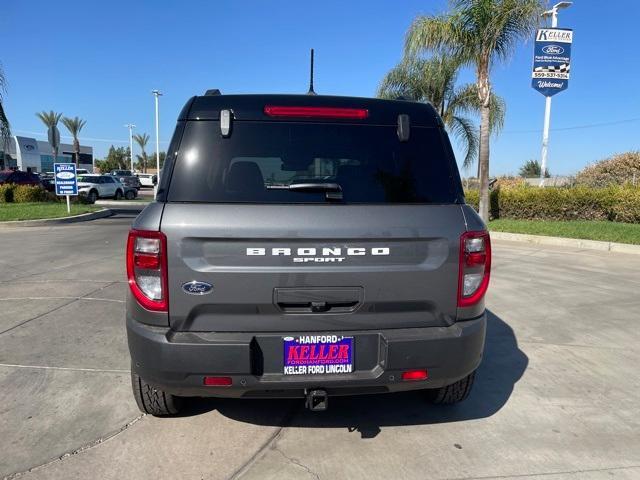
[1,209,639,480]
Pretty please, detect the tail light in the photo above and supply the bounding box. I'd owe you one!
[263,105,369,119]
[126,229,168,311]
[458,231,491,307]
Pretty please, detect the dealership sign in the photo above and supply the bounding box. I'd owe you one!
[531,28,573,97]
[54,163,78,196]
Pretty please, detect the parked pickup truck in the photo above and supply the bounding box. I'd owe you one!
[110,170,142,190]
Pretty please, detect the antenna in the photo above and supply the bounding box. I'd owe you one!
[307,48,317,95]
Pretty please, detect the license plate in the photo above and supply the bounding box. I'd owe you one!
[283,335,353,375]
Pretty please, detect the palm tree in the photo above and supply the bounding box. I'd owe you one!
[378,55,505,168]
[36,110,63,161]
[0,65,10,167]
[405,0,543,221]
[61,116,87,166]
[133,133,150,173]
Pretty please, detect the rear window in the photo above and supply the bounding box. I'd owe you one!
[167,121,460,204]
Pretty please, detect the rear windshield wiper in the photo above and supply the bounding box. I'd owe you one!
[266,182,343,201]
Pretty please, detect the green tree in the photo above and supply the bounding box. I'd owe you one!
[378,54,505,168]
[405,0,543,221]
[133,133,150,173]
[61,116,87,167]
[95,145,129,172]
[36,110,63,161]
[148,151,166,170]
[0,64,10,167]
[519,159,549,178]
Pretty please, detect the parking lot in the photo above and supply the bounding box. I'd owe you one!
[1,210,639,480]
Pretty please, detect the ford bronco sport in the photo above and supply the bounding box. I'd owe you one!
[126,91,490,415]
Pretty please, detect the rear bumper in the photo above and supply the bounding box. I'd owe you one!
[127,314,486,398]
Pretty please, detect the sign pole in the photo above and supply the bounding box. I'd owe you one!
[66,195,70,214]
[539,5,560,187]
[539,96,552,186]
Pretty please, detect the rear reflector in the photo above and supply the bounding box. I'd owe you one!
[264,105,369,119]
[203,376,232,387]
[401,369,428,381]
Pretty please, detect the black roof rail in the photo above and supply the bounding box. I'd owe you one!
[204,89,222,96]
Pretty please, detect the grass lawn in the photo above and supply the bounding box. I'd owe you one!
[0,203,102,222]
[489,219,640,245]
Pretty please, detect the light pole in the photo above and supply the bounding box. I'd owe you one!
[152,90,163,196]
[539,1,572,186]
[124,123,136,171]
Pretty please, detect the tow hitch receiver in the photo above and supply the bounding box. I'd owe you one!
[305,389,328,412]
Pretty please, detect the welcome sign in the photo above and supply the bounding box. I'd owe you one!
[531,28,573,97]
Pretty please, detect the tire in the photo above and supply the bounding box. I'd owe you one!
[426,371,476,405]
[87,190,98,203]
[125,190,136,200]
[131,370,182,416]
[114,189,123,200]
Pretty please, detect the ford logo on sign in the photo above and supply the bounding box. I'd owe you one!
[182,281,213,295]
[542,45,564,55]
[56,171,75,180]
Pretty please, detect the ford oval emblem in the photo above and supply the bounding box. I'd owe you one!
[182,281,213,295]
[56,171,75,180]
[542,44,564,55]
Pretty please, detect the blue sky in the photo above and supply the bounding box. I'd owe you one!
[2,0,639,175]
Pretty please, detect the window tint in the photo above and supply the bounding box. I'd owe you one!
[167,121,460,204]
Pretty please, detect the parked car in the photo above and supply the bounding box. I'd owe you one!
[77,174,125,202]
[126,91,491,416]
[0,170,42,186]
[135,173,157,188]
[38,173,56,192]
[110,170,142,190]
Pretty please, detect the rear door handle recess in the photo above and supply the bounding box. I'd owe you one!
[274,287,363,314]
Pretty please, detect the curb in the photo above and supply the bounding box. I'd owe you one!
[95,200,150,207]
[0,208,113,228]
[490,231,640,255]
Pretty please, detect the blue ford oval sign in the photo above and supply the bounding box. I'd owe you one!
[182,281,213,295]
[542,44,564,55]
[56,171,75,180]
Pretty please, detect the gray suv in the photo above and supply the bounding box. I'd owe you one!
[126,92,491,415]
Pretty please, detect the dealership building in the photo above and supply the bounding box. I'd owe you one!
[2,135,94,172]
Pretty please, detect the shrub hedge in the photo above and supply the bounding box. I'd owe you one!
[575,151,640,187]
[0,185,92,204]
[465,185,640,223]
[12,185,50,203]
[0,184,15,203]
